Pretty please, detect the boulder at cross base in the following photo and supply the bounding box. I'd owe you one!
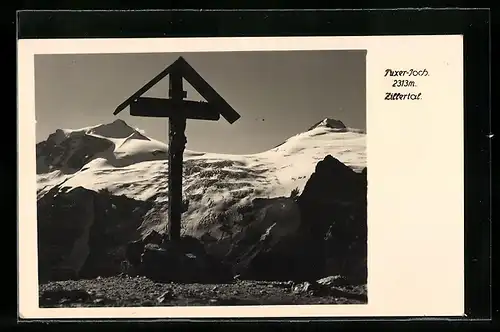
[138,236,233,284]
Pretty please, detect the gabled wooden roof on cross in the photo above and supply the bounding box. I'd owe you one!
[114,56,240,124]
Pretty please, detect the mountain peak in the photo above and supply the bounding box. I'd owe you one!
[36,118,167,175]
[112,118,128,126]
[307,118,347,131]
[88,119,136,139]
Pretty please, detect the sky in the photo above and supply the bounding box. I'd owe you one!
[35,50,366,154]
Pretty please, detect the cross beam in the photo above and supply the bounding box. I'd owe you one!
[130,98,220,121]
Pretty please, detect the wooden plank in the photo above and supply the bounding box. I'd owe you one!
[167,69,185,242]
[113,61,176,115]
[130,97,221,121]
[176,57,241,124]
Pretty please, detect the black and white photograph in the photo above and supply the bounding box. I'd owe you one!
[34,50,368,308]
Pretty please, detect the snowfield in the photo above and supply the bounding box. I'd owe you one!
[37,118,366,237]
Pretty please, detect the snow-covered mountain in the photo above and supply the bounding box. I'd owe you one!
[36,118,366,237]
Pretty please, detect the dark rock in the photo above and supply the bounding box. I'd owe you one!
[297,155,367,283]
[144,230,163,245]
[79,191,152,279]
[298,155,365,207]
[232,229,322,282]
[222,196,319,282]
[200,233,218,245]
[124,230,163,272]
[138,236,233,284]
[37,187,97,282]
[361,167,367,187]
[125,240,145,268]
[218,155,366,284]
[226,153,367,283]
[37,186,152,282]
[157,290,175,303]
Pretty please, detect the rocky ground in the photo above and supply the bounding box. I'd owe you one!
[39,276,367,307]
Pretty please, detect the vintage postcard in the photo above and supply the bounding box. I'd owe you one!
[18,36,464,319]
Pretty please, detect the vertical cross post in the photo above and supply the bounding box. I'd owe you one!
[167,68,187,242]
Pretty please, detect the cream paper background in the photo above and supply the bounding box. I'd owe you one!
[17,36,464,319]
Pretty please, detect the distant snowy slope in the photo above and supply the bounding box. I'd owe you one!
[36,119,168,174]
[37,118,366,236]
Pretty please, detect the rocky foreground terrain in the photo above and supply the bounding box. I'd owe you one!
[39,276,367,307]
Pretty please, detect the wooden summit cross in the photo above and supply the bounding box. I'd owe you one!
[114,56,241,241]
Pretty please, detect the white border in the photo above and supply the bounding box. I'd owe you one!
[18,36,464,319]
